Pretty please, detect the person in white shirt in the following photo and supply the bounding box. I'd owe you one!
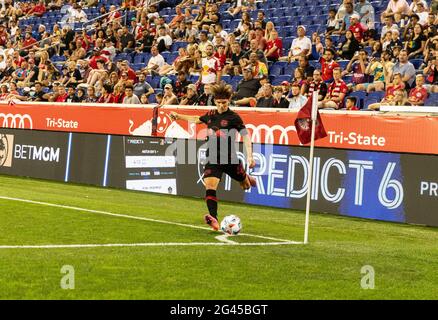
[381,16,399,39]
[288,26,312,62]
[156,26,173,52]
[201,44,222,85]
[288,83,308,109]
[144,46,165,75]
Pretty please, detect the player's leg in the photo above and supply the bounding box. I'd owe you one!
[225,161,257,191]
[203,165,222,231]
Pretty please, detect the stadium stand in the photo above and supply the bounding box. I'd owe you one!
[0,0,436,108]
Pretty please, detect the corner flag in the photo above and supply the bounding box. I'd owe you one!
[294,94,327,145]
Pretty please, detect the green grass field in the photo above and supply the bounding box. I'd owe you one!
[0,175,437,300]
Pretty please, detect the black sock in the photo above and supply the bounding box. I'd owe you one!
[205,189,218,219]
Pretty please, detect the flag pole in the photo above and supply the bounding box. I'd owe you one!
[304,92,319,244]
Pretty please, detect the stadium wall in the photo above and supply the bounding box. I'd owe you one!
[0,128,437,227]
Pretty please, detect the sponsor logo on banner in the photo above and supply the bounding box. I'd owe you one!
[0,113,33,129]
[14,144,61,162]
[0,134,14,167]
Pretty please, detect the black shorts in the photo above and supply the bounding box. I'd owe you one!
[203,161,247,182]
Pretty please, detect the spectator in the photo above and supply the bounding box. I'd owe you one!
[308,69,328,101]
[160,83,178,105]
[356,0,376,30]
[133,73,154,99]
[264,30,282,63]
[123,84,141,104]
[337,29,361,60]
[391,49,416,89]
[344,49,368,90]
[179,83,198,105]
[407,74,428,105]
[66,85,79,103]
[349,13,368,43]
[169,6,185,29]
[247,52,268,79]
[286,26,312,62]
[405,23,426,59]
[291,67,308,96]
[98,83,115,103]
[288,83,308,109]
[382,0,410,23]
[119,26,136,54]
[55,84,68,102]
[223,42,244,76]
[272,86,289,108]
[326,9,340,35]
[255,83,275,108]
[424,55,438,93]
[143,46,165,75]
[234,66,261,107]
[369,88,408,109]
[174,71,191,99]
[345,96,360,110]
[200,44,222,86]
[320,49,340,82]
[335,1,360,35]
[242,39,268,67]
[85,86,98,103]
[381,16,399,40]
[195,83,215,106]
[368,73,405,110]
[156,26,173,53]
[356,50,393,92]
[318,67,348,109]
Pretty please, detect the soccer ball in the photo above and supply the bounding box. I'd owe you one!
[220,215,242,235]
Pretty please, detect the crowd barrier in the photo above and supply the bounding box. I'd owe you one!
[0,102,437,227]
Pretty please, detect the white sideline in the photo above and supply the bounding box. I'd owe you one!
[0,196,303,248]
[0,241,302,250]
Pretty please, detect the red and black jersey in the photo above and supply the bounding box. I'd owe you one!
[199,108,248,165]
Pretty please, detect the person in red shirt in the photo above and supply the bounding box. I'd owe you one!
[408,74,428,106]
[320,49,340,82]
[119,61,137,83]
[89,50,109,69]
[214,44,226,69]
[349,14,367,43]
[318,67,348,109]
[55,85,68,102]
[22,32,37,51]
[264,30,282,63]
[98,84,116,103]
[28,0,46,17]
[346,96,360,110]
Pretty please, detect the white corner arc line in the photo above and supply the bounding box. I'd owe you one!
[0,241,303,250]
[0,196,298,244]
[215,234,238,244]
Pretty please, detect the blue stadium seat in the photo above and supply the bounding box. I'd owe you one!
[367,91,385,102]
[272,75,292,86]
[338,60,350,71]
[269,64,284,77]
[409,59,424,70]
[425,93,438,106]
[348,91,367,109]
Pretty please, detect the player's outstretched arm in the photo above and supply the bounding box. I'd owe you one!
[169,112,202,124]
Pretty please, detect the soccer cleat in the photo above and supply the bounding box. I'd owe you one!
[204,214,219,231]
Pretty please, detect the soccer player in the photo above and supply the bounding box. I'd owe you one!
[169,83,256,231]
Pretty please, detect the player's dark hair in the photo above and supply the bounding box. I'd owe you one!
[211,82,233,100]
[347,96,357,104]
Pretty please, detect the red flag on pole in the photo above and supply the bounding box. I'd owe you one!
[294,94,327,145]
